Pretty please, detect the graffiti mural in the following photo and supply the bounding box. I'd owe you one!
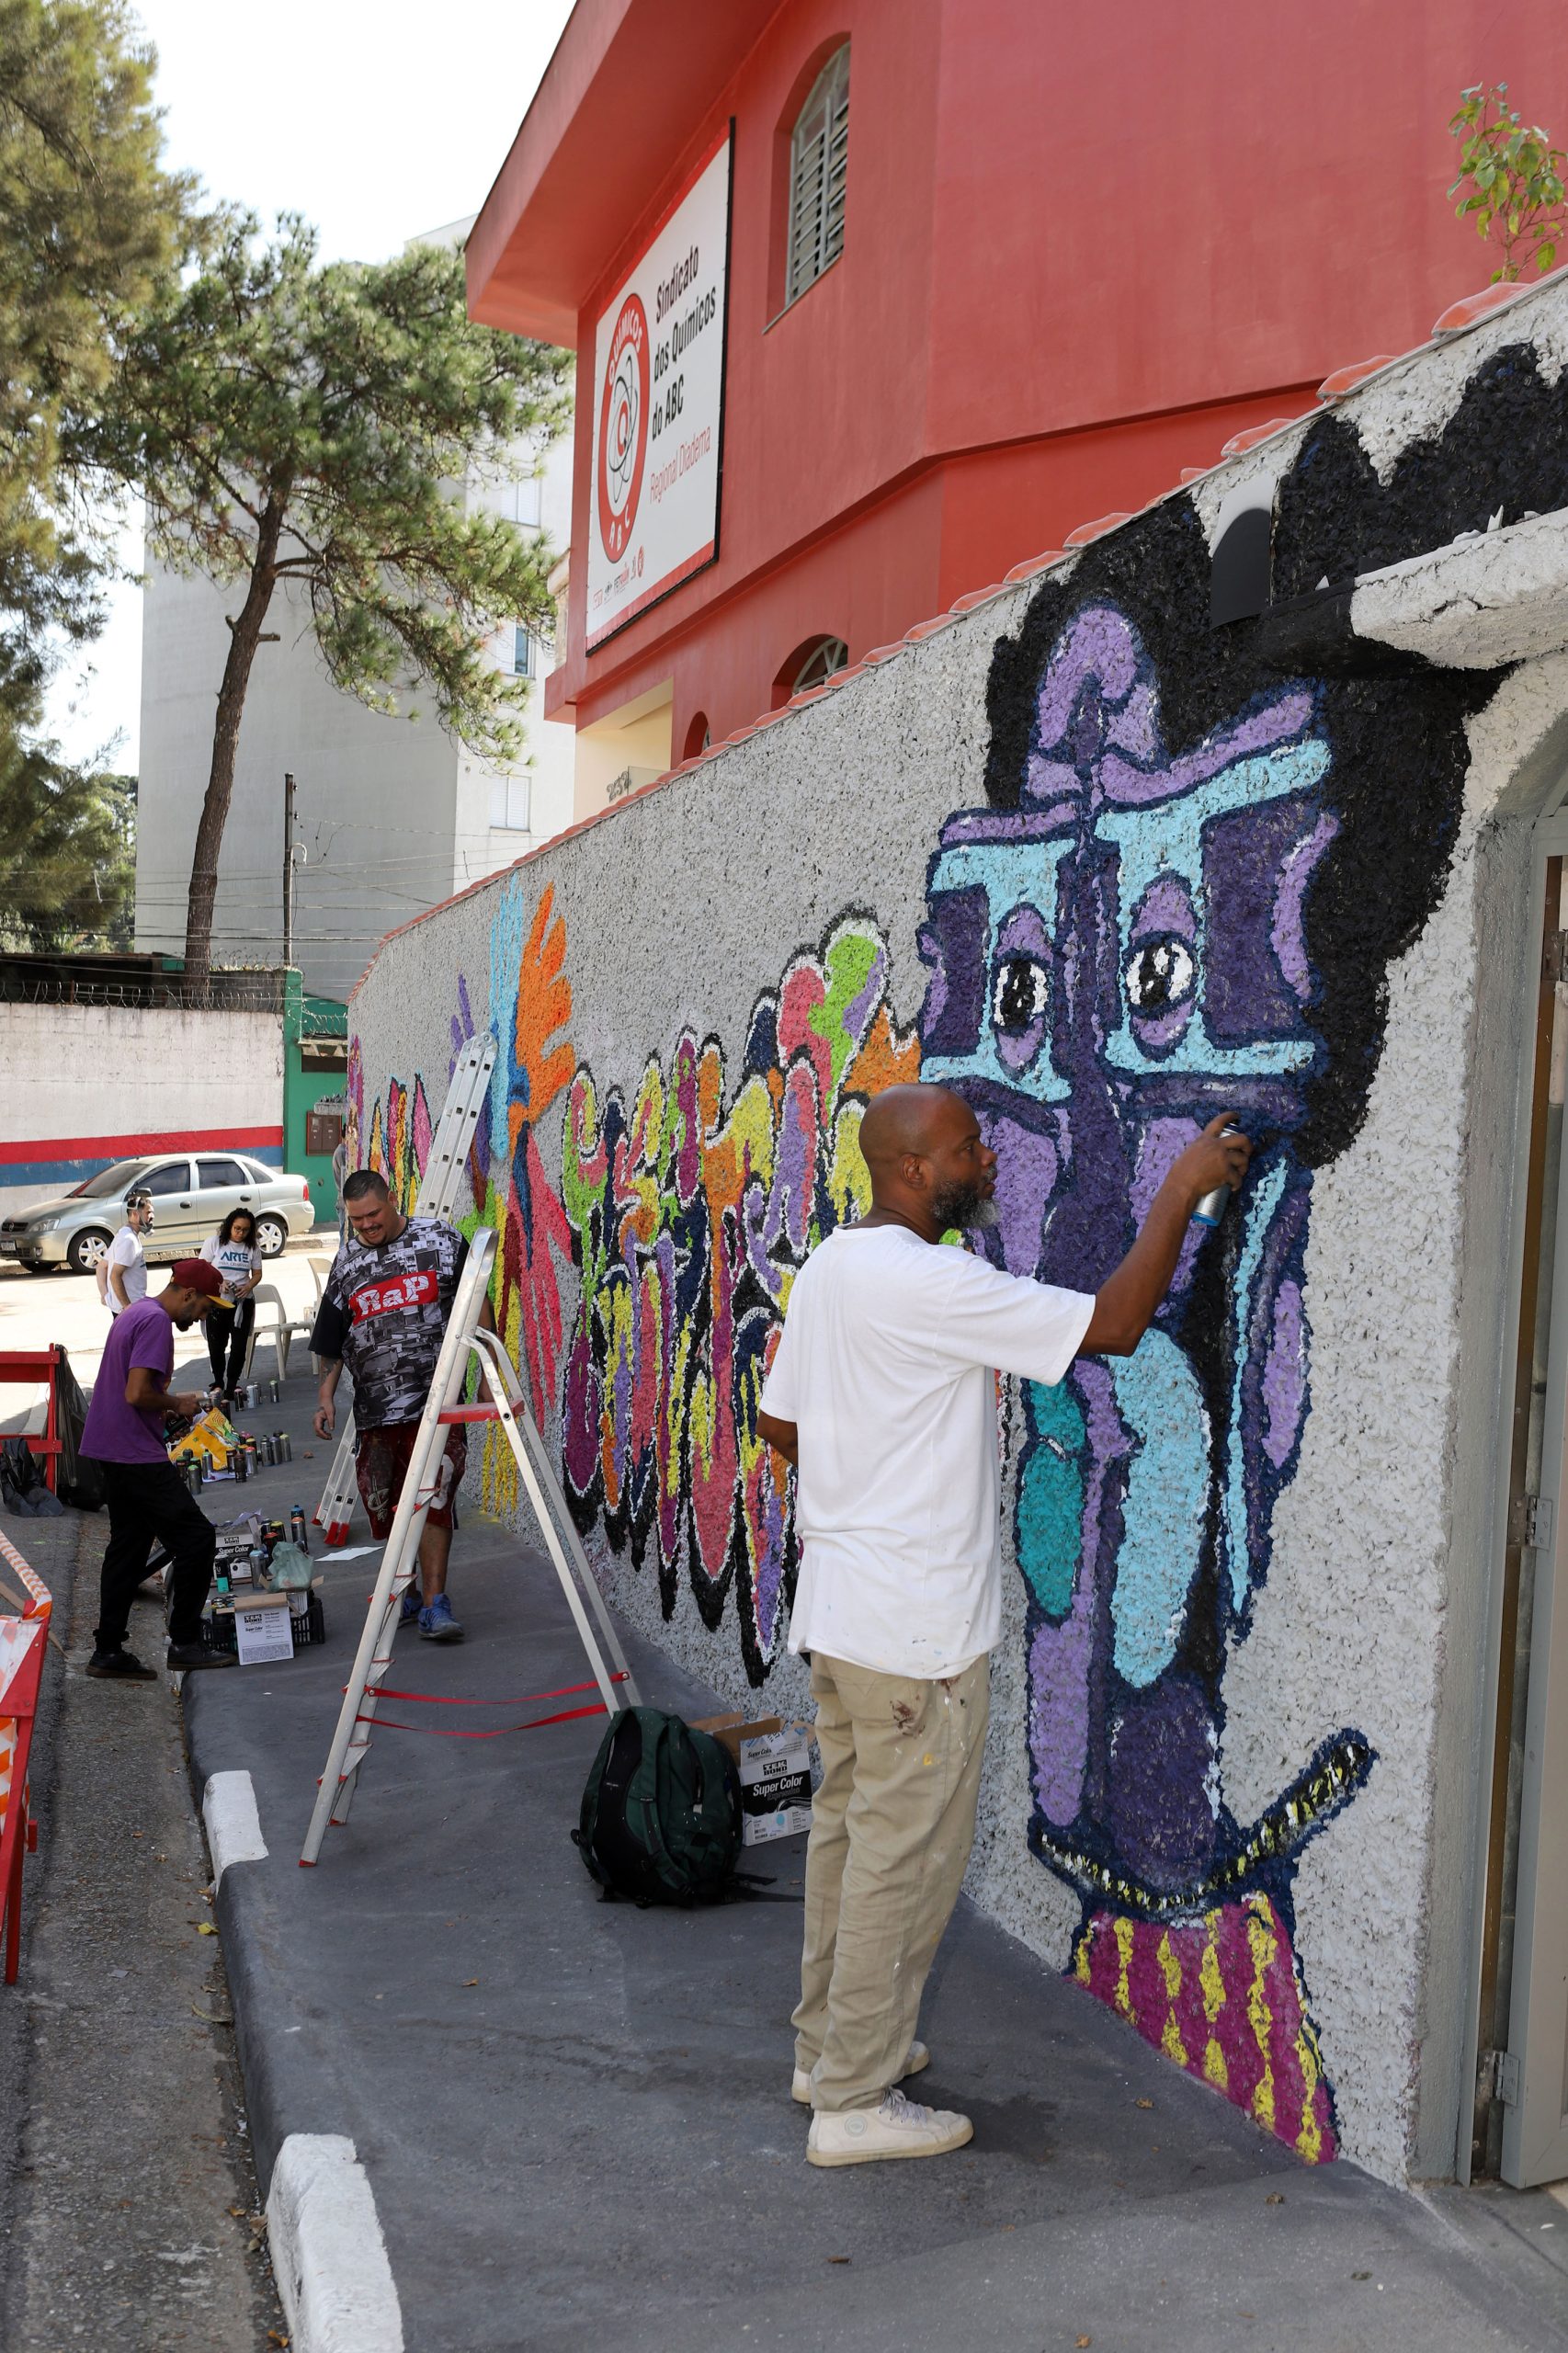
[916,495,1482,2156]
[559,916,918,1683]
[349,412,1500,2159]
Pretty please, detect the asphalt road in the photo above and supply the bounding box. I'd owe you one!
[0,1241,334,1405]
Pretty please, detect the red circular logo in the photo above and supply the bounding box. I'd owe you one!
[597,295,650,564]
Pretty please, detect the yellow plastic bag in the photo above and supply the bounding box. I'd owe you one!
[168,1406,239,1471]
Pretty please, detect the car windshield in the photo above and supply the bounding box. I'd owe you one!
[73,1158,150,1199]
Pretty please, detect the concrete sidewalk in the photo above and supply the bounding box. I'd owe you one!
[184,1383,1568,2353]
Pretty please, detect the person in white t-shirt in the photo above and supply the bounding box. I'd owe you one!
[757,1083,1250,2171]
[199,1208,264,1399]
[97,1189,153,1317]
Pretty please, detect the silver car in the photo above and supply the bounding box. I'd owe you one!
[0,1153,315,1276]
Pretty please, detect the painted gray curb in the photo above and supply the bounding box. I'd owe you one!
[267,2133,404,2353]
[201,1767,268,1885]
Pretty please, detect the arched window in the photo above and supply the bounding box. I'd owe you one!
[786,46,850,306]
[774,636,849,707]
[791,636,848,694]
[683,710,711,760]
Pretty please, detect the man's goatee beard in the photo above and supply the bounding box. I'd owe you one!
[932,1184,999,1233]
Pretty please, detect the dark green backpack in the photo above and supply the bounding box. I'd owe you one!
[573,1707,743,1905]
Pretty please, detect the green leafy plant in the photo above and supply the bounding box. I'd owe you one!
[1449,83,1565,281]
[82,213,571,983]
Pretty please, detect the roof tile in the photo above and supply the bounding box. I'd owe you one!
[949,584,1007,613]
[1432,281,1528,336]
[1317,355,1398,400]
[1219,417,1301,458]
[1003,551,1065,584]
[1179,466,1211,485]
[903,615,954,641]
[1064,512,1134,547]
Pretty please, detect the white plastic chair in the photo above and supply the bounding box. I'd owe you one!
[243,1284,315,1386]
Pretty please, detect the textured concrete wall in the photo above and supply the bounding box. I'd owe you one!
[0,1002,284,1216]
[349,275,1568,2185]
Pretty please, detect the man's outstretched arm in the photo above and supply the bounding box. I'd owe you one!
[1079,1113,1252,1357]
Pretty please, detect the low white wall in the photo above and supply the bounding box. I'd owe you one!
[0,1001,284,1218]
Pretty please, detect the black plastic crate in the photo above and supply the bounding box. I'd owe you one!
[201,1591,325,1654]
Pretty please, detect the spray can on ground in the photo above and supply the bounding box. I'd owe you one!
[290,1506,309,1552]
[1192,1124,1244,1229]
[277,1431,292,1464]
[233,1448,248,1483]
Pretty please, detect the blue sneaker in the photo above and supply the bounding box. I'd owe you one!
[399,1586,421,1625]
[418,1594,463,1642]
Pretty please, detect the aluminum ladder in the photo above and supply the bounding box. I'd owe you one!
[300,1223,640,1866]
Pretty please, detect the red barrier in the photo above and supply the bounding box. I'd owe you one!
[0,1528,51,1984]
[0,1347,64,1495]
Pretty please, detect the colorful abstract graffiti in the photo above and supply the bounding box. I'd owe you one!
[557,916,918,1683]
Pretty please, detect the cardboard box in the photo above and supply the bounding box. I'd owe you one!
[233,1591,294,1665]
[691,1711,816,1845]
[736,1727,813,1846]
[691,1711,782,1767]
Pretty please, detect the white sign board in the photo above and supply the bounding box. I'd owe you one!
[586,127,732,650]
[233,1597,294,1666]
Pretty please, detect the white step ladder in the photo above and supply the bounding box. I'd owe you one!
[314,1034,497,1545]
[301,1224,641,1866]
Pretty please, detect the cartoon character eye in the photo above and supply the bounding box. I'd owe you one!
[992,955,1050,1036]
[1124,936,1196,1013]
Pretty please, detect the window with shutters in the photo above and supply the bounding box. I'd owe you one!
[785,46,849,307]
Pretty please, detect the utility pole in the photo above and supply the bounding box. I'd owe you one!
[282,771,297,971]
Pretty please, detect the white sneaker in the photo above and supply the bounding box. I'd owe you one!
[806,2086,971,2167]
[792,2039,929,2105]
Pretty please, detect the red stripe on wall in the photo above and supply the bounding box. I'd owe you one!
[0,1126,285,1167]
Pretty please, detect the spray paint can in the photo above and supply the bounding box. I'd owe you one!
[1192,1124,1244,1229]
[290,1506,309,1552]
[277,1431,292,1464]
[233,1447,248,1483]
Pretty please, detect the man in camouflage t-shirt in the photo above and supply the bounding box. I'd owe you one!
[311,1170,485,1642]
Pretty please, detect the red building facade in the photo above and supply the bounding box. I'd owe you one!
[469,0,1565,816]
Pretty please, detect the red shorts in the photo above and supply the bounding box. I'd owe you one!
[354,1423,467,1540]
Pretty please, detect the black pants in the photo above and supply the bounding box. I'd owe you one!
[93,1458,215,1653]
[206,1299,255,1392]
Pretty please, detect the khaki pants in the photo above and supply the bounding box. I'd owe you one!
[792,1650,990,2112]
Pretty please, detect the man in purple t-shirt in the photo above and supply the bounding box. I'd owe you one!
[81,1258,234,1680]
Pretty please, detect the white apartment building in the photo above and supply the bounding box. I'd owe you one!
[134,224,574,1006]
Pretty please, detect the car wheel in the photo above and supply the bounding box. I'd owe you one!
[255,1215,288,1259]
[67,1228,112,1275]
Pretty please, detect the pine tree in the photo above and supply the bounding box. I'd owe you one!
[85,214,572,984]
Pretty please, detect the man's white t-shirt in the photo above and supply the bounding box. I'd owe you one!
[760,1225,1094,1679]
[104,1224,147,1313]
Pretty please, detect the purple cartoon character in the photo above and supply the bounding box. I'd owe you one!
[917,593,1383,2156]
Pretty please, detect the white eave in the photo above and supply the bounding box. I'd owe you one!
[1350,508,1568,671]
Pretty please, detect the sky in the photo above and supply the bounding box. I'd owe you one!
[42,0,575,770]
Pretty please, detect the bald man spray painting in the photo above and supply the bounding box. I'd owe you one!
[917,498,1479,2155]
